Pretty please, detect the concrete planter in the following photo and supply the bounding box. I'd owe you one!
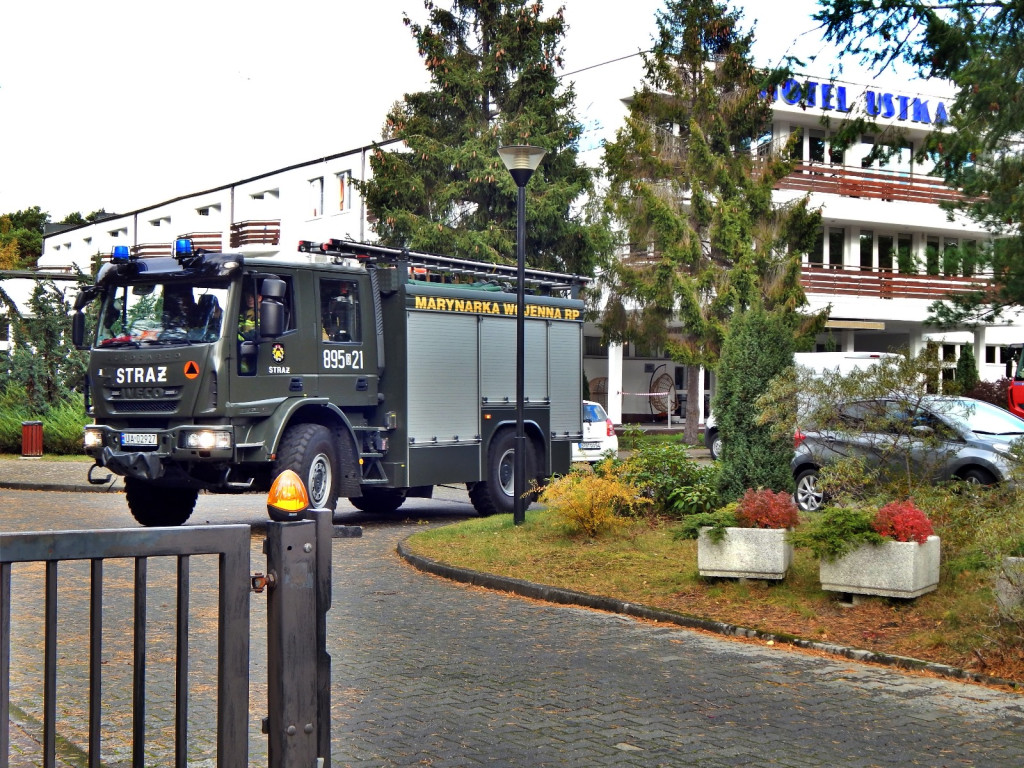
[697,527,793,580]
[819,535,940,599]
[994,557,1024,617]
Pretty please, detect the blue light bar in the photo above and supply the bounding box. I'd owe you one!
[111,245,131,262]
[175,238,193,257]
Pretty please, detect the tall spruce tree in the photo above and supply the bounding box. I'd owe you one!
[360,0,610,275]
[600,0,824,444]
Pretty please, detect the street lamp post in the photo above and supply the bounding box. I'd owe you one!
[497,144,546,526]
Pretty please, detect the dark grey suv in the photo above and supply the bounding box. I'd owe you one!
[792,396,1024,512]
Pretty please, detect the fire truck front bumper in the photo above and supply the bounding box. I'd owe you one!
[84,425,236,483]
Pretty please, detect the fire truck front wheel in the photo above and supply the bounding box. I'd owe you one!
[274,424,339,513]
[125,478,198,527]
[469,430,537,517]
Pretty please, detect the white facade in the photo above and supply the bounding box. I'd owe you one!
[37,142,386,276]
[29,77,1024,422]
[582,76,1023,424]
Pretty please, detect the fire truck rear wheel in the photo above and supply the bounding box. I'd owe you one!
[275,424,339,512]
[469,430,536,517]
[125,478,198,527]
[349,487,407,514]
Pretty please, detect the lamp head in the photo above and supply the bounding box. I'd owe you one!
[498,145,546,187]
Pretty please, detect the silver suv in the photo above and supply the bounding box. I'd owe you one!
[792,396,1024,512]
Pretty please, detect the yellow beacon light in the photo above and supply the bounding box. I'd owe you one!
[267,469,310,521]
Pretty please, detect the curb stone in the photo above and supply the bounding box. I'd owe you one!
[397,538,1023,691]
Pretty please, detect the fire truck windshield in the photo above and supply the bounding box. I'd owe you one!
[96,283,229,347]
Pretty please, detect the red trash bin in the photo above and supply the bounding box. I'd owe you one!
[21,421,43,458]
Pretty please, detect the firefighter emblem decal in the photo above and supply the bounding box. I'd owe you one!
[271,344,285,363]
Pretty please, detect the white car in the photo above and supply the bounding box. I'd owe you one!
[572,400,619,462]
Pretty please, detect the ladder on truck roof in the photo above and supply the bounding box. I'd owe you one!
[297,239,588,298]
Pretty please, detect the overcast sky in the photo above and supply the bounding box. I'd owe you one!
[0,0,901,220]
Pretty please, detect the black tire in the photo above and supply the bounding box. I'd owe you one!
[960,467,997,486]
[125,478,198,527]
[707,429,722,461]
[469,430,536,517]
[793,467,823,513]
[273,424,339,516]
[349,487,407,514]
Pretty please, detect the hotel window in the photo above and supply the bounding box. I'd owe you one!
[787,127,803,161]
[926,236,940,275]
[859,230,874,271]
[809,131,826,164]
[878,234,894,272]
[897,234,914,273]
[809,230,825,267]
[828,227,845,269]
[986,346,997,365]
[336,171,352,211]
[310,177,324,218]
[961,240,979,277]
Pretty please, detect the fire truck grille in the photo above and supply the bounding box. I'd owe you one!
[109,400,178,413]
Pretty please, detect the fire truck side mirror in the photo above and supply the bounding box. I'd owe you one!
[259,278,286,338]
[72,311,86,349]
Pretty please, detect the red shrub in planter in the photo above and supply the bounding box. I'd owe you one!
[871,500,934,544]
[734,489,800,530]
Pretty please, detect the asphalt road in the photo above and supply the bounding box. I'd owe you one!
[4,486,1024,767]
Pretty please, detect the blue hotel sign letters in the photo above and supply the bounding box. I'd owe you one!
[765,79,950,126]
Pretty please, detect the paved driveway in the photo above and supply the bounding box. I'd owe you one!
[4,487,1024,766]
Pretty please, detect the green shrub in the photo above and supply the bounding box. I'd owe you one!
[617,442,718,514]
[673,502,740,542]
[790,506,883,561]
[713,305,797,501]
[43,396,89,455]
[0,383,31,453]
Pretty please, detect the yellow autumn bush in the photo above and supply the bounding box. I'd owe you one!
[538,462,651,538]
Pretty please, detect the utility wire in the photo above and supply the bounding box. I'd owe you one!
[558,50,651,79]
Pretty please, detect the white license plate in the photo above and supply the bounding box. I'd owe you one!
[121,432,158,447]
[579,442,601,450]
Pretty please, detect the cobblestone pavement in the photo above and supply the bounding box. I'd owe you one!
[3,468,1024,766]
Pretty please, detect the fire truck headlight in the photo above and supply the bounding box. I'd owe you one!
[83,427,104,450]
[184,430,232,450]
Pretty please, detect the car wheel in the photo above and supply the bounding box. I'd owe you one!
[708,430,722,461]
[960,467,996,486]
[794,467,823,512]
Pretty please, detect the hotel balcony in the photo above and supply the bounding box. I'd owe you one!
[801,265,990,302]
[230,220,281,249]
[776,162,964,205]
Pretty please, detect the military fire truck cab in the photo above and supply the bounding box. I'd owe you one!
[73,239,587,526]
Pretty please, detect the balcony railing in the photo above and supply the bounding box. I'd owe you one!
[777,162,963,205]
[178,231,223,252]
[801,265,991,301]
[230,220,280,248]
[131,243,172,258]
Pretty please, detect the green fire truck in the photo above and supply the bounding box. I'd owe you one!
[72,238,586,526]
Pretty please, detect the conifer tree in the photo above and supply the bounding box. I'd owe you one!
[714,304,796,499]
[360,0,610,275]
[599,0,824,444]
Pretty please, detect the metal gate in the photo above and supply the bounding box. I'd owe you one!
[1,525,251,768]
[2,511,351,768]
